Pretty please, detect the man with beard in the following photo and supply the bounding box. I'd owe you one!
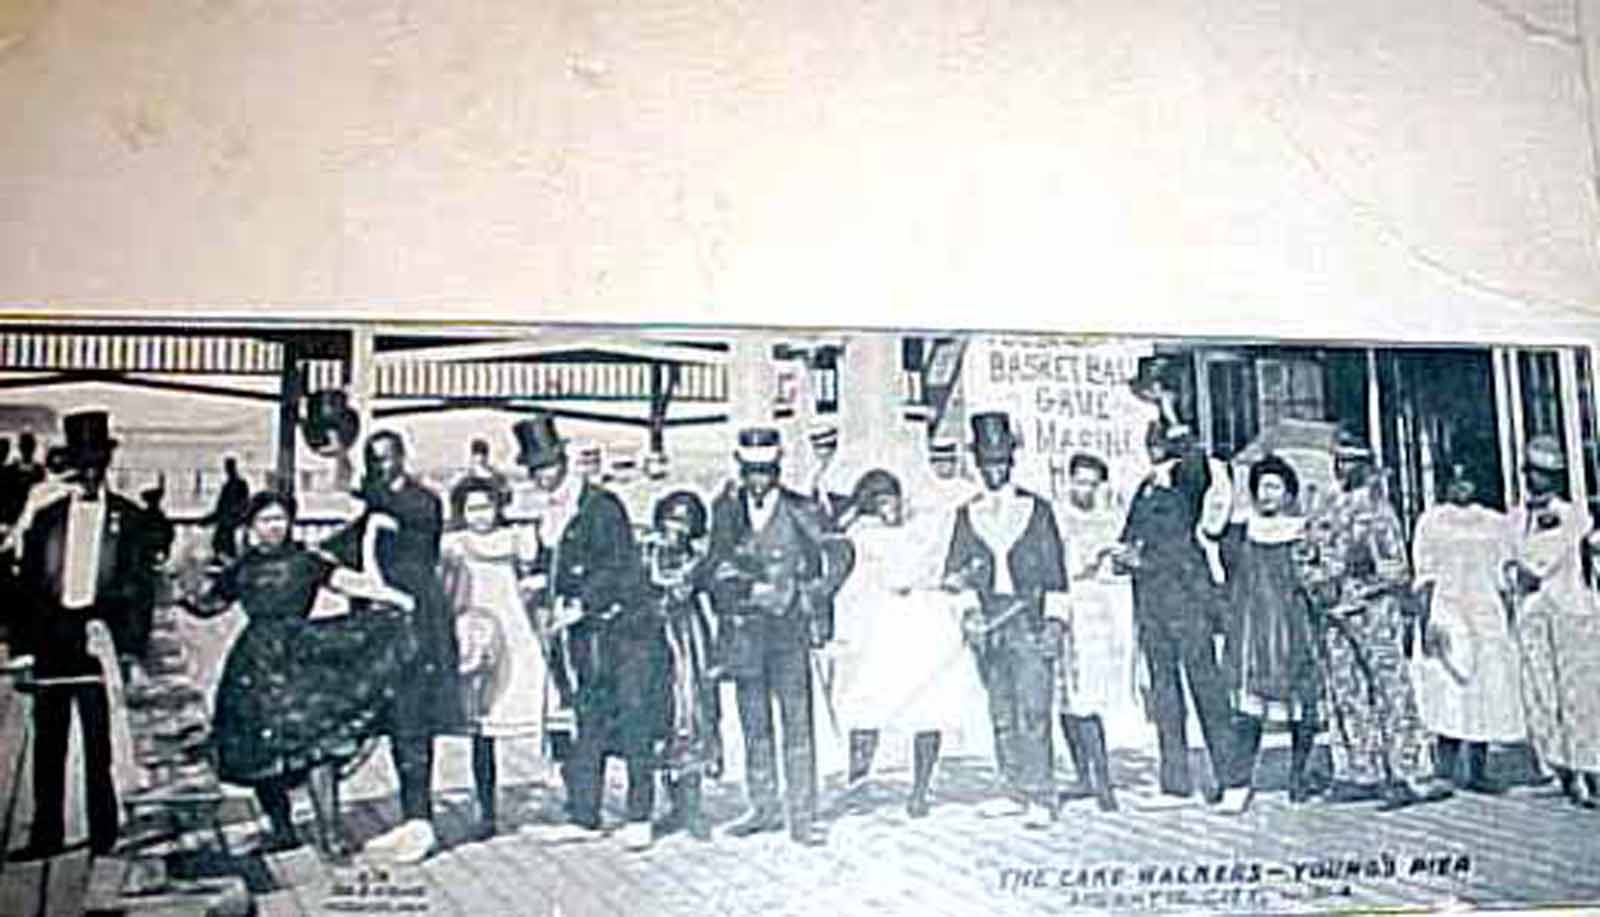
[327,430,457,864]
[942,412,1070,827]
[511,415,661,850]
[708,427,841,846]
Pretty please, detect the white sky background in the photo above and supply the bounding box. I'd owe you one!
[0,0,1598,344]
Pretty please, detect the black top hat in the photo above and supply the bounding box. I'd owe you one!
[514,414,565,470]
[60,410,118,467]
[301,390,360,453]
[969,412,1017,461]
[734,427,783,467]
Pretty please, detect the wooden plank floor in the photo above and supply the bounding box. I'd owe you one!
[9,636,1600,915]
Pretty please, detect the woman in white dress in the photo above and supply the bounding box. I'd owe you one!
[833,469,983,818]
[441,477,549,840]
[1411,464,1524,793]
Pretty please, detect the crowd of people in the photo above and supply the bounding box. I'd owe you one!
[5,387,1600,867]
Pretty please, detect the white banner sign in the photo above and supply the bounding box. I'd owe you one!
[963,335,1160,510]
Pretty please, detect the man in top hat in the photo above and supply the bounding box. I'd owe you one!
[9,409,161,861]
[1114,418,1238,806]
[707,427,844,845]
[324,429,457,864]
[940,411,1070,825]
[199,456,250,562]
[509,414,663,850]
[1501,434,1600,804]
[805,422,848,527]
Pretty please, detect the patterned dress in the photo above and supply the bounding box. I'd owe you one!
[201,543,413,786]
[645,536,723,779]
[1296,484,1432,786]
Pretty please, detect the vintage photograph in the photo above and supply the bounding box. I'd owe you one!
[8,0,1600,914]
[0,321,1595,916]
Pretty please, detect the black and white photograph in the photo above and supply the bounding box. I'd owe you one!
[0,322,1595,915]
[7,1,1600,915]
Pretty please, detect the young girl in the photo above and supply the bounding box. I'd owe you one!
[644,490,723,841]
[441,477,550,841]
[835,469,978,818]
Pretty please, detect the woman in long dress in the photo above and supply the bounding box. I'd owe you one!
[1411,464,1523,793]
[641,490,723,841]
[834,469,985,818]
[441,477,549,841]
[180,491,417,860]
[1296,433,1452,809]
[1219,454,1321,810]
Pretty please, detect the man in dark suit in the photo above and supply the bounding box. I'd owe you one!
[11,410,159,861]
[327,430,456,865]
[941,412,1070,827]
[509,415,659,849]
[708,427,842,846]
[1116,420,1237,805]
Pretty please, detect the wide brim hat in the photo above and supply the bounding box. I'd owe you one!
[1525,434,1567,474]
[969,412,1018,461]
[928,435,959,458]
[735,427,783,468]
[60,410,118,467]
[514,414,566,470]
[301,390,360,453]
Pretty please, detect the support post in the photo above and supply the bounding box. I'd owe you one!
[647,362,680,455]
[275,339,301,497]
[1559,347,1588,513]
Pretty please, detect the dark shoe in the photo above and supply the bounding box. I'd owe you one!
[789,823,825,847]
[1461,777,1507,796]
[652,807,687,838]
[259,827,302,854]
[906,795,931,819]
[1377,783,1420,812]
[725,810,784,838]
[1324,782,1380,804]
[469,819,496,843]
[1057,780,1095,804]
[9,840,74,863]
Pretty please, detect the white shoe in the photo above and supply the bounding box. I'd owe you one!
[387,821,437,865]
[1020,804,1054,829]
[1214,787,1253,816]
[975,797,1028,819]
[362,820,417,853]
[537,822,602,844]
[619,821,653,852]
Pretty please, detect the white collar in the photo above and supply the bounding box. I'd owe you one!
[1245,512,1303,545]
[71,485,107,505]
